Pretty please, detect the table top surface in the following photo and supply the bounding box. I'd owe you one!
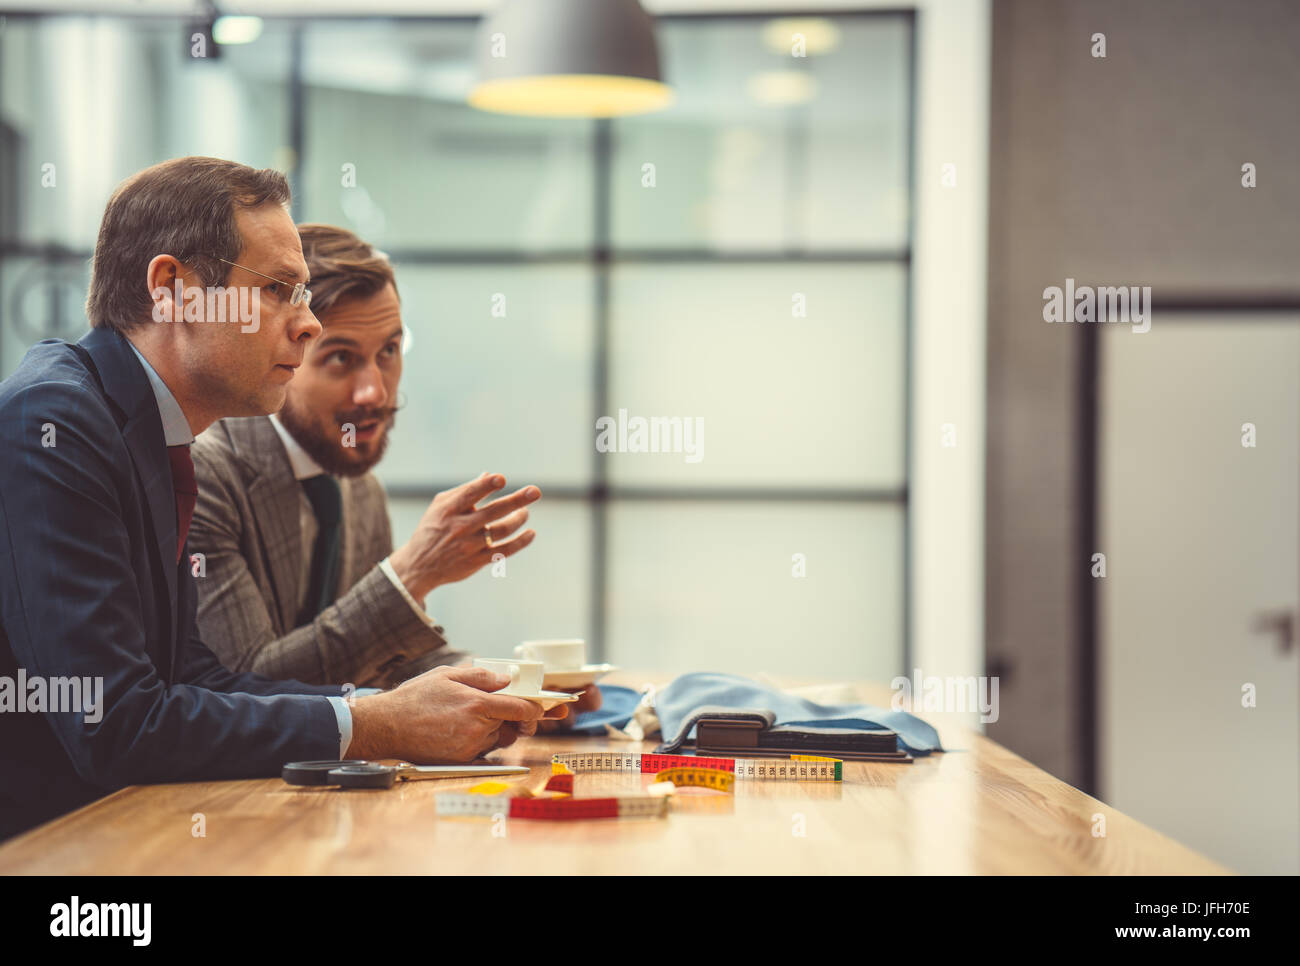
[0,672,1232,875]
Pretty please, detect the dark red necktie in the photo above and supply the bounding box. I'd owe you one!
[167,444,197,564]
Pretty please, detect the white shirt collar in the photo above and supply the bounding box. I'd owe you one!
[268,413,326,481]
[125,340,195,446]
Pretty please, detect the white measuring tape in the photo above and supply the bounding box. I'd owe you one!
[552,752,843,782]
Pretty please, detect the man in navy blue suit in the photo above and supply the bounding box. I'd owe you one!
[0,157,547,839]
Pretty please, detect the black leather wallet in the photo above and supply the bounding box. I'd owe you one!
[656,707,913,762]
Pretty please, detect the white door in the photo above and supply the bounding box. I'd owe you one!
[1101,317,1300,875]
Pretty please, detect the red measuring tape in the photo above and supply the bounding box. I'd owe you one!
[436,793,668,820]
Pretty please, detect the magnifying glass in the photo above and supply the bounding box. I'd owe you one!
[282,760,529,789]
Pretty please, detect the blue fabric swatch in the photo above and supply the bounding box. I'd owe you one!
[570,675,945,756]
[570,685,641,734]
[654,672,945,756]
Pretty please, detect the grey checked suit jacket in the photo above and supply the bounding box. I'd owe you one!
[190,415,460,688]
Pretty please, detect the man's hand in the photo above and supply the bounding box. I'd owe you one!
[538,685,604,733]
[389,472,540,600]
[346,665,554,762]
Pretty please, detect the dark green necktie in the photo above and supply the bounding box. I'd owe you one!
[298,474,342,626]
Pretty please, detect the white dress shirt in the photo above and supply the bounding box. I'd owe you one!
[126,341,194,446]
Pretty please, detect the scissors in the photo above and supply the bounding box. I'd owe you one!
[282,760,529,789]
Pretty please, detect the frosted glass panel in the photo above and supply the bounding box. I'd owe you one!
[387,497,592,659]
[607,263,905,489]
[607,502,903,680]
[0,257,92,379]
[0,19,293,249]
[376,264,596,488]
[610,17,910,251]
[300,21,594,252]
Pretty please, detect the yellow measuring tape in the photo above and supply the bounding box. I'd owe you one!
[653,767,735,793]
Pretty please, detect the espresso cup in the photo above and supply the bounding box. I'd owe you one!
[514,639,586,670]
[473,658,545,695]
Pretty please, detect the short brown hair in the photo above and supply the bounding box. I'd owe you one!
[296,223,398,319]
[86,157,290,332]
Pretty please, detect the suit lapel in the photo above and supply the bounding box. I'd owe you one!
[343,476,389,584]
[226,416,304,633]
[79,327,178,673]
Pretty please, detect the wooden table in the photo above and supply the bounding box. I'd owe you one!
[0,673,1231,874]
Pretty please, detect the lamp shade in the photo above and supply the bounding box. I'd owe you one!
[468,0,673,118]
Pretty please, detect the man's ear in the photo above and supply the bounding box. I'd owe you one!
[145,253,184,291]
[146,254,185,325]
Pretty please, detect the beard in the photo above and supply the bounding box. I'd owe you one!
[277,394,396,478]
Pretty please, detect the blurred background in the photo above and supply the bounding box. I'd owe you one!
[0,0,1295,873]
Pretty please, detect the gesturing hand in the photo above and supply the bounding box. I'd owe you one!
[388,472,541,600]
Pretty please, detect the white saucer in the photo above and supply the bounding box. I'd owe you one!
[505,689,582,711]
[542,664,617,690]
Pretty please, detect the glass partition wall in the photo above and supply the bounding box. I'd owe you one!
[0,10,913,679]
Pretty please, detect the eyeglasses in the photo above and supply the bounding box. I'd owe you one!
[215,257,312,308]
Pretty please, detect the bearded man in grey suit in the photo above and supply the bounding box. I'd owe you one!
[191,225,599,721]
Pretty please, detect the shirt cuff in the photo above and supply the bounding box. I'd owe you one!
[327,696,353,758]
[379,555,439,629]
[327,689,384,758]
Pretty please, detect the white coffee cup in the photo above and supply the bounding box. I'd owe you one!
[473,658,545,695]
[514,639,586,670]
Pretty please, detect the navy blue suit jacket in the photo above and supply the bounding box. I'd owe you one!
[0,326,343,839]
